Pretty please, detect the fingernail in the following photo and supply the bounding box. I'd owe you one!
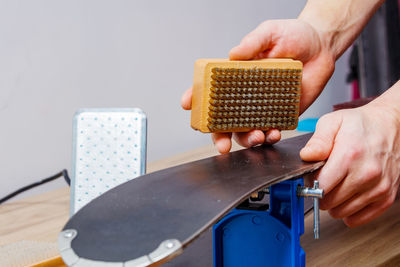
[248,136,257,146]
[215,141,221,151]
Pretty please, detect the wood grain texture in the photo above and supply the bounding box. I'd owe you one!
[302,200,400,266]
[0,187,70,247]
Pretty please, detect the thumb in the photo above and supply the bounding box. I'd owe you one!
[300,113,343,161]
[229,21,274,60]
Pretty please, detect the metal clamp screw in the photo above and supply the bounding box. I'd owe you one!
[297,180,324,239]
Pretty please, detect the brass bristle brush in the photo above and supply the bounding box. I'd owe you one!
[190,59,303,133]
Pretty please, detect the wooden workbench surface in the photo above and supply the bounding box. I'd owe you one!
[1,131,399,266]
[302,199,400,266]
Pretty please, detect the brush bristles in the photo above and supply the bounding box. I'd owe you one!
[207,67,301,132]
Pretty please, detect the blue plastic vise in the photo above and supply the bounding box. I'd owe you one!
[213,178,305,267]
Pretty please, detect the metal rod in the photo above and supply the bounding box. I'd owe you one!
[313,180,320,239]
[297,186,323,198]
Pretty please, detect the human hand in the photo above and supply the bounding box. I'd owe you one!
[182,19,335,153]
[300,99,400,227]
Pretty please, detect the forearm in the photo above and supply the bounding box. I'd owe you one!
[298,0,385,59]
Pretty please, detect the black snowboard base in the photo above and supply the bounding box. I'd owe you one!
[59,133,323,266]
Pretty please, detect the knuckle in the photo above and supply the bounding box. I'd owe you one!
[365,164,383,179]
[375,181,391,198]
[345,146,363,161]
[357,174,373,185]
[258,20,274,31]
[316,114,332,126]
[358,173,376,186]
[243,32,254,41]
[259,20,270,28]
[383,193,395,209]
[318,111,342,125]
[356,164,382,185]
[347,145,363,161]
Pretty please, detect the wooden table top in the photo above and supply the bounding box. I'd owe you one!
[1,131,399,266]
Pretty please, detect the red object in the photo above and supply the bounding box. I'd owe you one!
[352,80,360,100]
[333,96,377,111]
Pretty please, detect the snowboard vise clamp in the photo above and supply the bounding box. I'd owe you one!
[213,177,323,267]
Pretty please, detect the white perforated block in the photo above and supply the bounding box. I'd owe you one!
[71,108,147,214]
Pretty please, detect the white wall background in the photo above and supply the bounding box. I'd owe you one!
[0,0,350,199]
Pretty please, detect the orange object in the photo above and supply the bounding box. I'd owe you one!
[31,256,65,267]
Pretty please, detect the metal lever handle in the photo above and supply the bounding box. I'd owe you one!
[297,180,324,239]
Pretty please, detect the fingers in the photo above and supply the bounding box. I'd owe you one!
[297,105,400,227]
[213,129,281,154]
[264,129,281,144]
[181,87,193,110]
[301,113,347,194]
[325,167,394,218]
[233,130,265,147]
[327,188,381,219]
[300,113,343,162]
[320,160,383,210]
[320,179,365,211]
[232,129,281,148]
[211,133,232,154]
[342,194,396,228]
[229,22,273,60]
[315,148,349,195]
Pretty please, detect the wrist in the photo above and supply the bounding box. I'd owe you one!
[298,7,339,61]
[366,81,400,126]
[298,0,385,60]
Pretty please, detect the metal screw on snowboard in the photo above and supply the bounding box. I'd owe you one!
[297,180,324,239]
